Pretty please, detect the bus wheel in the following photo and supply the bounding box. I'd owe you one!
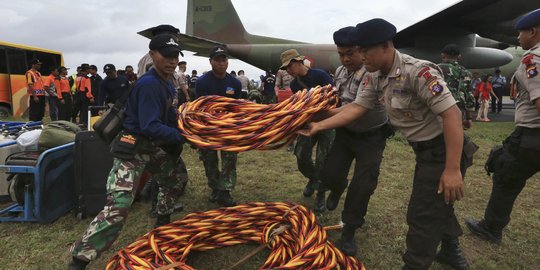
[0,106,11,119]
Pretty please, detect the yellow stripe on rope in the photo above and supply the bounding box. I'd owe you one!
[106,202,364,270]
[178,85,338,152]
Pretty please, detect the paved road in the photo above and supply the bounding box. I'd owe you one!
[474,97,515,123]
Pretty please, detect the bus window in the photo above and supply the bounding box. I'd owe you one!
[0,49,7,73]
[7,49,26,75]
[34,51,60,76]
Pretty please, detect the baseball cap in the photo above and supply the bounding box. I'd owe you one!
[89,65,98,71]
[149,34,184,57]
[441,44,461,56]
[209,45,229,59]
[57,66,69,71]
[103,64,116,72]
[30,59,42,65]
[80,63,90,70]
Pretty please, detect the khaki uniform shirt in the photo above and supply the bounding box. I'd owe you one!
[276,69,293,89]
[237,75,250,90]
[137,53,153,78]
[514,42,540,128]
[354,51,456,142]
[334,65,387,133]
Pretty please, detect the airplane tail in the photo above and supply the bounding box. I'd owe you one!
[186,0,302,45]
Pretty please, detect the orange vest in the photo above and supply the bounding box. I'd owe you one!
[26,69,45,96]
[76,75,93,99]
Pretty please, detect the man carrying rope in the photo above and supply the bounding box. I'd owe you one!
[195,45,242,207]
[319,26,392,256]
[298,19,476,270]
[68,33,187,270]
[280,48,335,212]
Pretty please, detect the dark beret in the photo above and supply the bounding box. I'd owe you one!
[349,18,397,47]
[515,8,540,30]
[333,26,355,47]
[441,44,460,56]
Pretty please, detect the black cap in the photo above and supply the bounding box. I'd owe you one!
[209,45,229,59]
[149,34,184,56]
[349,18,397,47]
[333,26,355,47]
[151,24,180,36]
[515,8,540,30]
[89,65,98,71]
[103,64,116,72]
[30,59,42,65]
[441,44,460,56]
[80,63,90,70]
[57,66,68,71]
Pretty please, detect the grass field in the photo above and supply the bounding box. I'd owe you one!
[0,121,539,269]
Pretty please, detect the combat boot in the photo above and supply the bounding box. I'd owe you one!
[335,224,357,256]
[314,191,326,212]
[435,238,470,270]
[326,190,342,211]
[465,218,502,244]
[68,257,89,270]
[154,214,171,228]
[216,190,237,207]
[208,189,219,203]
[303,179,317,197]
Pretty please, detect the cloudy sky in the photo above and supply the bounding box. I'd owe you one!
[1,0,459,79]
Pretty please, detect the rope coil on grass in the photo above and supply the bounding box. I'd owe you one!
[106,202,364,270]
[178,85,338,152]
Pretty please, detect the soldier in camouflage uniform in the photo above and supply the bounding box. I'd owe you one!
[438,44,476,129]
[69,34,187,270]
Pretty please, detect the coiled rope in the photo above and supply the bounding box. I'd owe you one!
[178,85,338,152]
[106,202,364,270]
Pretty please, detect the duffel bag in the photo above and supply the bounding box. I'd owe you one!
[38,120,81,150]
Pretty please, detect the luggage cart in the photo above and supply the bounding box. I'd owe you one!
[0,143,75,223]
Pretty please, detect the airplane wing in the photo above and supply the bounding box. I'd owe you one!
[138,27,224,57]
[394,0,540,48]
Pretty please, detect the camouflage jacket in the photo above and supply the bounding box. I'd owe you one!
[438,60,475,113]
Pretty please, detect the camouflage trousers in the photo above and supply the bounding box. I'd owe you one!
[295,129,335,188]
[71,147,187,261]
[199,149,237,191]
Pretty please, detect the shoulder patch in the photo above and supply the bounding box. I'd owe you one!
[428,80,444,95]
[417,66,433,80]
[362,74,371,87]
[526,65,538,78]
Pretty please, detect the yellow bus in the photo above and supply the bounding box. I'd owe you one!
[0,41,64,118]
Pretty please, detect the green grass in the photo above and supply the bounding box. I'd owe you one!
[1,122,539,269]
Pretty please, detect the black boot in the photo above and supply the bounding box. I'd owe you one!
[68,257,89,270]
[154,214,170,228]
[465,218,502,244]
[326,190,342,211]
[435,238,470,270]
[303,179,317,197]
[314,191,326,212]
[216,190,237,207]
[335,224,357,256]
[208,189,219,203]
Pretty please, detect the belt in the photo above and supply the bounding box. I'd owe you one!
[518,126,540,135]
[409,134,445,151]
[341,126,382,139]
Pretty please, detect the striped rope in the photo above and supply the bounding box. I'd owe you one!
[178,85,338,152]
[106,202,364,270]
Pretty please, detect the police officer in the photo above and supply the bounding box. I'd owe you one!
[98,64,130,106]
[320,26,391,256]
[491,69,507,113]
[465,8,540,246]
[438,44,475,129]
[196,45,242,207]
[280,48,335,212]
[68,33,187,270]
[298,19,474,270]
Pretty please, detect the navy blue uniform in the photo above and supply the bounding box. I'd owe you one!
[290,68,334,93]
[99,75,130,105]
[195,72,241,99]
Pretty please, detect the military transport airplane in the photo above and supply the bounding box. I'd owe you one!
[139,0,539,75]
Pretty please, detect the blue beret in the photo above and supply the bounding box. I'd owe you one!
[515,8,540,30]
[333,26,355,47]
[349,18,397,47]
